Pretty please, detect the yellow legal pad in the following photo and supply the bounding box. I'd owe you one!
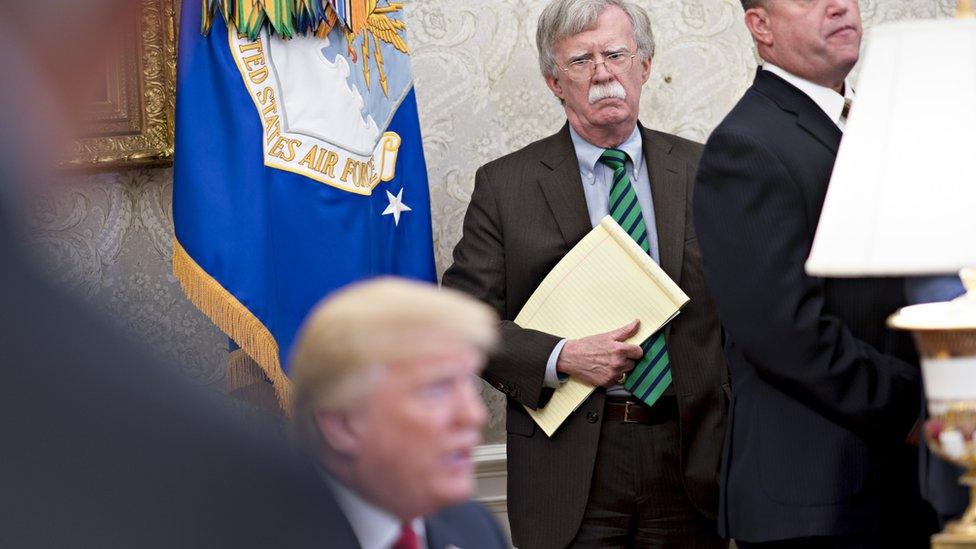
[515,216,690,436]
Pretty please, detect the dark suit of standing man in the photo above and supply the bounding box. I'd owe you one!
[693,0,938,546]
[442,1,729,547]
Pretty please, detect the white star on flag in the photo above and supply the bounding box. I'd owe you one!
[382,188,412,226]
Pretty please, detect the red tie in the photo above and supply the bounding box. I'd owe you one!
[392,522,419,549]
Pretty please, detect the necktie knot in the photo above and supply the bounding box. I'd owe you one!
[599,148,628,171]
[393,521,419,549]
[841,97,853,124]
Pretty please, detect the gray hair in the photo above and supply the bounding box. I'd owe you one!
[740,0,764,10]
[536,0,656,79]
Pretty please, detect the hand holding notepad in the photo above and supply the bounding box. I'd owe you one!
[514,216,690,436]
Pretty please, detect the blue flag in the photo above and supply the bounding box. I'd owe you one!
[173,0,436,408]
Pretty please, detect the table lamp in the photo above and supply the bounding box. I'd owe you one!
[805,5,976,547]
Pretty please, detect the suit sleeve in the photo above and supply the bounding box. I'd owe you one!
[474,502,510,549]
[693,130,919,442]
[441,166,561,409]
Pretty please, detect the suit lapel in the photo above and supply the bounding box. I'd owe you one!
[425,515,463,549]
[537,124,593,249]
[426,518,443,549]
[537,123,687,284]
[642,125,686,285]
[754,68,842,155]
[796,108,841,156]
[320,479,365,549]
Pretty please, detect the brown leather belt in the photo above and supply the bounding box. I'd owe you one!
[604,396,676,425]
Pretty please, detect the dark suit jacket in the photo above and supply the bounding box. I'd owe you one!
[323,494,507,549]
[443,123,728,549]
[694,69,935,543]
[425,502,509,549]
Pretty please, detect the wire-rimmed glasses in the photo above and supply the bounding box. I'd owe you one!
[557,51,636,82]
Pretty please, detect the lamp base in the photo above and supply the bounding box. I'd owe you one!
[935,533,976,549]
[890,268,976,549]
[932,472,976,548]
[932,460,976,549]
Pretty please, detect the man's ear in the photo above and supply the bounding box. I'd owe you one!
[545,73,565,101]
[744,7,774,47]
[315,409,362,455]
[639,56,652,84]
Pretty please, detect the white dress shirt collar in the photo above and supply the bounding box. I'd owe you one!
[763,62,855,129]
[326,476,427,549]
[569,123,644,183]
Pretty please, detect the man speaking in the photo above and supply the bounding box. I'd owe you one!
[290,279,507,549]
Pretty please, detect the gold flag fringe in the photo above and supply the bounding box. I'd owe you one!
[202,0,343,40]
[227,349,286,417]
[227,348,269,392]
[172,238,293,416]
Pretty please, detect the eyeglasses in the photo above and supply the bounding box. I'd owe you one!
[557,51,636,82]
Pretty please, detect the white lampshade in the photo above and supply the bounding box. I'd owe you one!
[805,19,976,276]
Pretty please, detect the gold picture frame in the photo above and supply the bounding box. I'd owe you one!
[68,0,179,170]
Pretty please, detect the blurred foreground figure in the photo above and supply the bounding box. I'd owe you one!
[291,278,508,549]
[0,1,351,547]
[0,218,350,548]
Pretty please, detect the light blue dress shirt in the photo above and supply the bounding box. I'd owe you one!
[543,124,661,393]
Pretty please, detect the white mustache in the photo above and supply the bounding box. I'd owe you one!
[588,81,626,104]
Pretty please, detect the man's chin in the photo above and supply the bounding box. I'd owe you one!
[590,109,631,128]
[834,55,859,79]
[434,478,477,506]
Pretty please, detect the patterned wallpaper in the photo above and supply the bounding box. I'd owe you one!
[30,0,956,443]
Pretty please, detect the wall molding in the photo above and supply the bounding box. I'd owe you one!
[474,443,510,543]
[474,443,507,475]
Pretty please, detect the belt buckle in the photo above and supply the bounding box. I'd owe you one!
[623,401,639,424]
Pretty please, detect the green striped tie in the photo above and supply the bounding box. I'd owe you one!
[599,148,672,407]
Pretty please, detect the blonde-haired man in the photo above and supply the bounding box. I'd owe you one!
[291,277,508,549]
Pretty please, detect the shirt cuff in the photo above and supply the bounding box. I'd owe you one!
[544,339,569,388]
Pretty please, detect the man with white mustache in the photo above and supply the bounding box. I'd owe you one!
[443,0,730,547]
[588,80,626,103]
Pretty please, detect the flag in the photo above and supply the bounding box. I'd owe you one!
[173,0,436,411]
